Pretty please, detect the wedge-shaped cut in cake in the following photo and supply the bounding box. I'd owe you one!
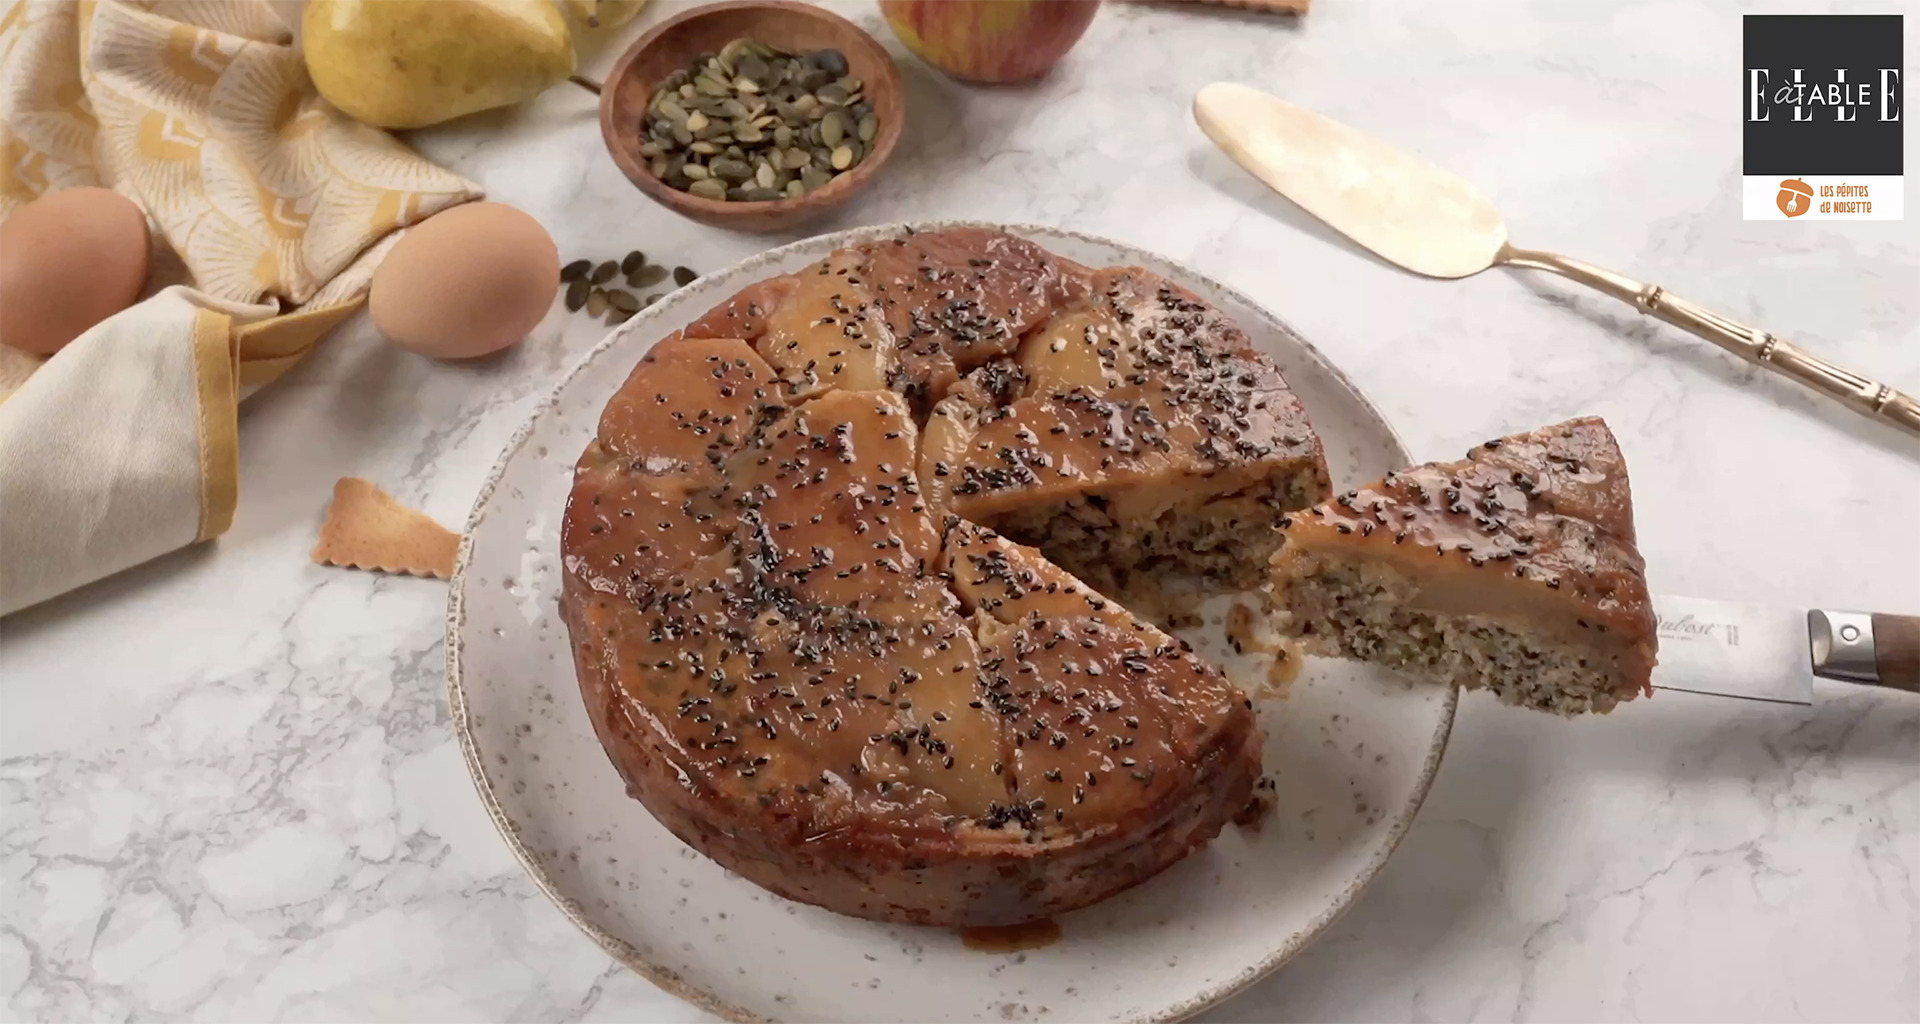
[920,266,1331,600]
[1268,417,1658,715]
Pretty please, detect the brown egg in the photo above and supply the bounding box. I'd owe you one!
[369,202,560,360]
[0,187,152,356]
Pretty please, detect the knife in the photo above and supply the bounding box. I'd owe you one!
[1190,82,1920,438]
[1652,596,1919,705]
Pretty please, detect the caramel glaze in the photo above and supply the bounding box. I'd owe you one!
[1272,417,1658,698]
[920,266,1329,523]
[563,230,1275,927]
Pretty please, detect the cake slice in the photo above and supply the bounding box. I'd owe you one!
[1268,417,1657,714]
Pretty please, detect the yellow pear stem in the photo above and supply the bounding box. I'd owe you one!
[569,74,603,96]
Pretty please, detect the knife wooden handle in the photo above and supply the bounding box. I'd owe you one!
[1810,609,1920,692]
[1875,613,1920,691]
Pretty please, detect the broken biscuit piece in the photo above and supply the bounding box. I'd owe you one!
[311,477,459,579]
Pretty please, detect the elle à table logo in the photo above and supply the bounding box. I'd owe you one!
[1742,14,1903,221]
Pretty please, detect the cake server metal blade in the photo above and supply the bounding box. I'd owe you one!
[1650,595,1813,706]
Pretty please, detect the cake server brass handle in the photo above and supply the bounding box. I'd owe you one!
[1810,610,1920,692]
[1499,246,1920,440]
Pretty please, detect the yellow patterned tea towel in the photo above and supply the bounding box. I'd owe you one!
[0,0,482,615]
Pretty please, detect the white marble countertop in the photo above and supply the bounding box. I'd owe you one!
[4,1,1917,1020]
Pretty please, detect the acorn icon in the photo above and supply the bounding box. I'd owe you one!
[1776,178,1813,218]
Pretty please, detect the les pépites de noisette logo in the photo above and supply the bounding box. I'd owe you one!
[1744,14,1903,221]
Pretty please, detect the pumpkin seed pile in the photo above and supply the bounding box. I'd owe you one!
[561,251,699,325]
[642,38,878,202]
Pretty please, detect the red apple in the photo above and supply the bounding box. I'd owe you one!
[880,0,1100,84]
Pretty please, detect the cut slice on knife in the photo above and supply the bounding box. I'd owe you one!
[1268,417,1658,714]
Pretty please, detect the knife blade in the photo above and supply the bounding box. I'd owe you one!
[1651,595,1920,705]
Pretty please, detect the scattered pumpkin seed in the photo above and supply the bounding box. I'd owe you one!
[640,39,882,203]
[590,261,617,285]
[563,255,694,321]
[673,266,697,287]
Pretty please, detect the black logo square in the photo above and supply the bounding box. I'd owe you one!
[1744,15,1902,175]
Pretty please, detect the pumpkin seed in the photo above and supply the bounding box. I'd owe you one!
[621,251,645,274]
[586,289,609,317]
[561,259,591,282]
[629,264,669,288]
[608,306,633,325]
[710,157,752,182]
[606,289,640,313]
[673,266,698,286]
[639,38,881,202]
[565,278,589,311]
[591,261,617,285]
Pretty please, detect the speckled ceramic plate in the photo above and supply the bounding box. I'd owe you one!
[448,223,1455,1023]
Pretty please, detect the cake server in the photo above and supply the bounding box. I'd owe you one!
[1651,595,1919,705]
[1191,82,1920,440]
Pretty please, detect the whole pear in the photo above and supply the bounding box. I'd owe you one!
[303,0,576,130]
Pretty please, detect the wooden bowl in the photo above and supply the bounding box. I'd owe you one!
[600,1,904,234]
